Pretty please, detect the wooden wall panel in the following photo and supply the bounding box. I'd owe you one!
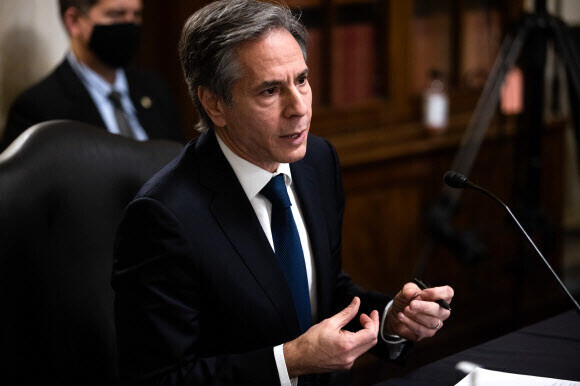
[343,185,422,295]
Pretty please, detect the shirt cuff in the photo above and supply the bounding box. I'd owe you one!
[274,344,298,386]
[380,300,406,344]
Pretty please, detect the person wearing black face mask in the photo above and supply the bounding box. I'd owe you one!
[1,0,185,152]
[89,22,141,68]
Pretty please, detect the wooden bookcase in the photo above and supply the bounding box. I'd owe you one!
[283,0,525,136]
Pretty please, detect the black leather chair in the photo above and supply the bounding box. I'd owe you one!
[0,121,183,386]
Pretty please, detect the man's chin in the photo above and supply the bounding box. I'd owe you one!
[281,143,308,164]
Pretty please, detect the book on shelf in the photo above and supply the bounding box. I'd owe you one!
[411,11,451,94]
[331,22,377,106]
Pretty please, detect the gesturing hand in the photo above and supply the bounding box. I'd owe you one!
[385,282,454,341]
[284,297,379,377]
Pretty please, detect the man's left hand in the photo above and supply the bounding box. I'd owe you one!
[384,283,454,341]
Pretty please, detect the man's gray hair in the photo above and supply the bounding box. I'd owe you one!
[179,0,308,134]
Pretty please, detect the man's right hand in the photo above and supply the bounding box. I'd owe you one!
[283,296,379,378]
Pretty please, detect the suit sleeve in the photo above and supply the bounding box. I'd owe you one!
[112,198,280,386]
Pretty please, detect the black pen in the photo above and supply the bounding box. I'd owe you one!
[412,278,451,311]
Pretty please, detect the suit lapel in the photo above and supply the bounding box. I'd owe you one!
[196,133,301,337]
[57,60,108,130]
[291,159,334,322]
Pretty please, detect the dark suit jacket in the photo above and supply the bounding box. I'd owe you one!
[112,132,392,385]
[1,59,184,151]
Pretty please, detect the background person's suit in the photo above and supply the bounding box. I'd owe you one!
[112,131,394,385]
[1,59,184,151]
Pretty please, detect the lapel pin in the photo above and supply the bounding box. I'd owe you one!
[140,96,153,109]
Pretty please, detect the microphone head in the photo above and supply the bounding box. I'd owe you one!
[444,171,470,189]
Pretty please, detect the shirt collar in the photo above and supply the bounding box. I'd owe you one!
[215,132,293,201]
[66,51,129,96]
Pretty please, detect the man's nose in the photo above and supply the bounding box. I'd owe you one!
[284,86,309,118]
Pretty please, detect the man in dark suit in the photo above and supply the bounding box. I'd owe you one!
[112,1,454,385]
[1,0,184,151]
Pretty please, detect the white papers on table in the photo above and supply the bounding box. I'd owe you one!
[455,368,580,386]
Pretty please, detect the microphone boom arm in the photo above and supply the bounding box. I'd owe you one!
[448,172,580,314]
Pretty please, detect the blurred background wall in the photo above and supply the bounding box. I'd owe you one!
[0,0,68,132]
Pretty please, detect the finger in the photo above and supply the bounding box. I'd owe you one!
[350,336,379,359]
[355,315,379,337]
[347,318,380,357]
[389,318,419,341]
[330,297,360,328]
[400,283,422,301]
[392,283,422,314]
[404,305,446,329]
[408,299,451,320]
[397,312,439,341]
[347,311,380,348]
[359,313,371,327]
[371,309,379,324]
[397,328,419,342]
[419,286,454,304]
[359,310,379,330]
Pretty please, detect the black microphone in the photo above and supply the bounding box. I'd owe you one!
[443,171,580,314]
[443,171,471,189]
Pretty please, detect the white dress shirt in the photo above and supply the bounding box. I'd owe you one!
[66,52,148,140]
[216,134,404,386]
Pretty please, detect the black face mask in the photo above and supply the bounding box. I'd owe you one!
[89,23,141,68]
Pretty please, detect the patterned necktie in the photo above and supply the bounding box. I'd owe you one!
[108,91,135,139]
[261,174,312,333]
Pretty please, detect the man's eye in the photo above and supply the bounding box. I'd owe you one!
[107,11,125,18]
[298,76,307,84]
[262,87,277,96]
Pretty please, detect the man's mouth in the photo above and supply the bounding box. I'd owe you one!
[280,129,306,139]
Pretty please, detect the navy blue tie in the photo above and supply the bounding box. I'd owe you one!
[261,174,312,333]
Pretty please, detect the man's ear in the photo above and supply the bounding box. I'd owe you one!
[63,7,84,38]
[198,86,227,128]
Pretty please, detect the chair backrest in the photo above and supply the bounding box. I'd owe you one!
[0,120,183,386]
